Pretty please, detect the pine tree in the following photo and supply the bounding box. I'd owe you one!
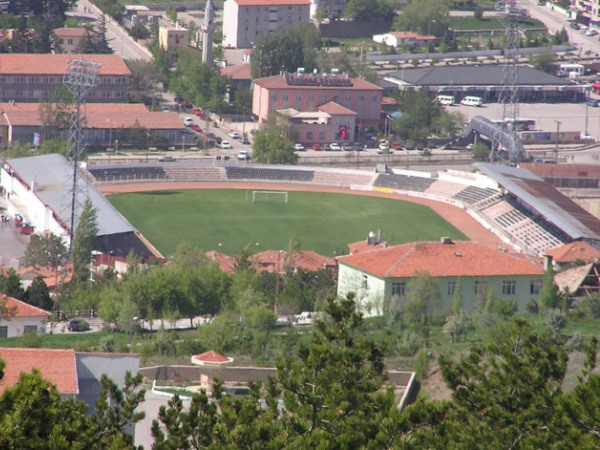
[71,199,99,284]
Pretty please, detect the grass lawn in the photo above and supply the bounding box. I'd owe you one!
[108,189,467,257]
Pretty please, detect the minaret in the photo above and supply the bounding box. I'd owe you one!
[202,0,215,64]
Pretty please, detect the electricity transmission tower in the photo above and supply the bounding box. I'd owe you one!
[63,59,101,250]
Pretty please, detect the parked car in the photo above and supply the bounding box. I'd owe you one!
[191,107,204,116]
[228,131,241,139]
[190,124,202,132]
[179,100,193,109]
[404,141,416,150]
[587,99,600,107]
[217,140,232,149]
[183,117,194,126]
[329,142,342,151]
[214,136,222,144]
[310,143,321,150]
[68,319,90,332]
[293,143,305,151]
[240,137,251,145]
[586,28,598,36]
[378,142,389,153]
[206,132,217,139]
[237,150,250,160]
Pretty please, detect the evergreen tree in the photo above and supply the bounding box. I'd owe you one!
[71,199,99,284]
[24,276,53,311]
[0,268,25,300]
[539,267,560,312]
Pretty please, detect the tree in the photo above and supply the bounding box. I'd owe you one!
[539,267,560,312]
[0,268,25,300]
[71,199,99,283]
[404,270,441,325]
[344,0,395,20]
[471,141,490,161]
[392,90,443,141]
[126,59,163,106]
[24,276,53,311]
[129,21,150,40]
[21,232,68,271]
[252,118,298,164]
[529,48,557,74]
[393,0,449,37]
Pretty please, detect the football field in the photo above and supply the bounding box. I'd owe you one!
[108,189,467,256]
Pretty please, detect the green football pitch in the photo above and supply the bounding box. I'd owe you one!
[108,189,467,256]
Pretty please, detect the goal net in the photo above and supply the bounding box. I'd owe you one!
[252,190,288,204]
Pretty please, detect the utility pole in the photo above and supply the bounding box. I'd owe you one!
[554,120,561,164]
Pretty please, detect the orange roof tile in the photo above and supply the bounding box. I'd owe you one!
[0,348,78,395]
[0,295,51,318]
[17,264,73,289]
[194,351,230,363]
[254,250,336,273]
[234,0,310,5]
[52,27,88,38]
[220,64,252,80]
[205,250,238,273]
[318,101,357,116]
[0,54,130,76]
[338,241,543,278]
[0,103,182,129]
[545,241,600,264]
[254,73,382,91]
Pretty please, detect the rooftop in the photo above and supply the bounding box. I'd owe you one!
[220,64,252,81]
[545,241,600,264]
[0,54,130,76]
[52,27,88,38]
[0,348,78,395]
[254,72,382,91]
[232,0,310,5]
[254,250,337,273]
[1,294,51,318]
[338,241,543,278]
[318,101,357,116]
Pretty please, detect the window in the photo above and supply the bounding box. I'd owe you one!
[530,279,542,295]
[474,280,488,296]
[306,131,313,140]
[67,38,73,45]
[296,94,301,101]
[24,325,37,334]
[502,280,516,296]
[319,131,325,140]
[447,280,456,296]
[392,282,406,297]
[282,93,288,101]
[0,326,7,338]
[362,275,368,289]
[308,93,314,101]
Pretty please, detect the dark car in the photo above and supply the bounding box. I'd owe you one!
[587,99,600,107]
[240,137,251,145]
[68,319,90,332]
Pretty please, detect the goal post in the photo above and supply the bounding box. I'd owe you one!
[252,190,288,204]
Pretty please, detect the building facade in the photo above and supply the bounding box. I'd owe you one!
[51,28,88,53]
[0,54,130,103]
[252,71,382,144]
[337,240,544,317]
[158,23,189,63]
[309,0,348,19]
[223,0,311,49]
[0,296,50,338]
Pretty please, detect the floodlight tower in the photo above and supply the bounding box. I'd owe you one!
[491,0,528,163]
[63,59,101,250]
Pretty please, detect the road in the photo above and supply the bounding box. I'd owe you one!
[71,0,152,61]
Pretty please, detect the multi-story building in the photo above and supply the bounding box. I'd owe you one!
[223,0,311,49]
[158,22,189,63]
[252,70,382,144]
[0,54,130,103]
[572,0,598,25]
[51,28,88,53]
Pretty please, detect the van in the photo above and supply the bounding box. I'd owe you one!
[461,96,483,107]
[435,95,456,106]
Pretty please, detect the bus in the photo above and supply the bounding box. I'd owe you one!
[493,118,536,131]
[557,63,585,78]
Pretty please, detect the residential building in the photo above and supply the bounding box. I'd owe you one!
[373,32,436,48]
[158,22,189,63]
[545,241,600,270]
[0,54,130,103]
[572,0,599,27]
[252,71,382,144]
[253,250,337,274]
[554,262,600,299]
[0,102,182,147]
[51,28,88,53]
[202,0,216,63]
[336,240,544,317]
[0,295,50,337]
[0,348,140,414]
[223,0,311,49]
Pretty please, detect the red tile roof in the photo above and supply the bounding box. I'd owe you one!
[0,348,78,395]
[254,73,382,91]
[254,250,337,273]
[220,64,252,80]
[545,241,600,265]
[234,0,310,5]
[0,54,130,76]
[194,351,230,363]
[52,27,88,38]
[17,264,73,289]
[205,250,238,273]
[0,295,51,318]
[0,102,182,129]
[388,31,436,41]
[338,241,543,278]
[318,101,357,116]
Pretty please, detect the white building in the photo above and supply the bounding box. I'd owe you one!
[0,295,50,338]
[223,0,311,49]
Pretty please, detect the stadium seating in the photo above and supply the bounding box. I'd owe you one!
[88,166,166,183]
[372,173,435,192]
[452,186,499,205]
[310,169,375,187]
[225,166,315,182]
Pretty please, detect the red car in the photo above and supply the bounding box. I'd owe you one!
[190,124,202,132]
[191,107,204,116]
[179,100,193,109]
[310,143,321,151]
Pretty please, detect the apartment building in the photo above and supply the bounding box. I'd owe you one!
[252,70,382,144]
[0,54,130,103]
[223,0,311,48]
[158,22,189,62]
[51,28,88,53]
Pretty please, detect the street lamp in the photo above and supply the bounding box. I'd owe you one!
[584,85,591,138]
[130,316,138,352]
[554,120,561,163]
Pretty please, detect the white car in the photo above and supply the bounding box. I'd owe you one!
[293,143,305,151]
[329,142,342,151]
[587,28,599,36]
[218,140,232,149]
[228,131,241,139]
[183,117,194,126]
[237,150,250,160]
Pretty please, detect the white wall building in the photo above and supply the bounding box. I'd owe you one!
[0,295,50,338]
[223,0,311,49]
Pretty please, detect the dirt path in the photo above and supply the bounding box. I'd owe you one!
[98,182,501,247]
